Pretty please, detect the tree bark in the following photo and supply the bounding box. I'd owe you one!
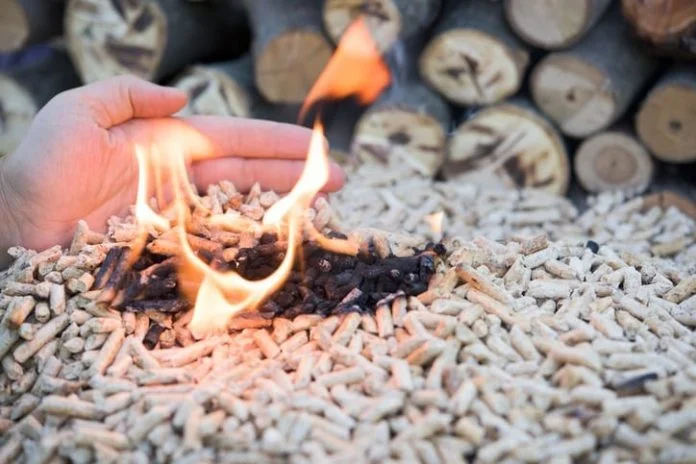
[622,0,696,59]
[419,0,530,106]
[323,0,441,53]
[505,0,612,50]
[65,0,248,84]
[530,3,659,138]
[443,96,570,196]
[0,48,80,157]
[635,64,696,163]
[574,126,654,194]
[244,0,334,104]
[0,0,65,52]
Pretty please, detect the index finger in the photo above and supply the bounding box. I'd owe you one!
[179,116,316,161]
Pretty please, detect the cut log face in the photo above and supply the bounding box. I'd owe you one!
[574,131,654,194]
[531,55,615,138]
[254,31,333,103]
[420,30,524,106]
[530,4,657,139]
[420,1,528,106]
[444,103,569,196]
[352,107,447,177]
[172,67,251,118]
[66,0,166,83]
[636,66,696,163]
[0,76,36,157]
[323,0,401,53]
[0,0,29,52]
[622,0,696,58]
[505,0,612,49]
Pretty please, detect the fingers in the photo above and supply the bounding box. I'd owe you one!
[179,116,319,161]
[62,75,188,129]
[191,158,345,193]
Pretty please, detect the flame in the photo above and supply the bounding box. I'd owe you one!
[299,17,391,122]
[424,211,444,237]
[129,17,389,338]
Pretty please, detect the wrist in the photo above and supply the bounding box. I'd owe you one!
[0,157,21,269]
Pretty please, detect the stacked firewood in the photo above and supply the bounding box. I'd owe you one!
[0,0,695,202]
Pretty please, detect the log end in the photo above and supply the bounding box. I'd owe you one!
[352,107,447,177]
[0,75,37,157]
[420,29,528,106]
[65,0,166,83]
[323,0,401,53]
[531,54,616,138]
[0,0,29,52]
[171,66,252,118]
[444,103,570,196]
[254,31,333,104]
[636,83,696,163]
[505,0,592,49]
[574,131,654,194]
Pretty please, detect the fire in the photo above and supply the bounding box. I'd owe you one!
[424,211,445,238]
[131,17,390,338]
[299,18,391,122]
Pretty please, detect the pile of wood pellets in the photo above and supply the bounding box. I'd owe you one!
[1,169,695,463]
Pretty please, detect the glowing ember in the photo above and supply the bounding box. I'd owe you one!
[131,17,391,338]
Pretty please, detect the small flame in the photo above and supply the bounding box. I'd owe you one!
[424,211,444,237]
[131,17,389,338]
[299,17,391,122]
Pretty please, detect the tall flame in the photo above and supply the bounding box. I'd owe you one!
[131,17,390,339]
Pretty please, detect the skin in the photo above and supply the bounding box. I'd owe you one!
[0,75,344,268]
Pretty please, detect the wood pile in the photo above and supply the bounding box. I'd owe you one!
[0,0,695,205]
[0,179,695,463]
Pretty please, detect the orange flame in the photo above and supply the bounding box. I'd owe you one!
[131,18,389,339]
[424,211,444,237]
[299,17,391,122]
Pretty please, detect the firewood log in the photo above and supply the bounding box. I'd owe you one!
[505,0,612,50]
[244,0,334,104]
[322,0,442,53]
[64,0,247,84]
[351,36,451,177]
[0,0,65,52]
[530,3,658,138]
[0,47,80,157]
[635,64,696,163]
[443,97,570,196]
[419,0,530,106]
[622,0,696,59]
[574,127,654,195]
[171,55,258,118]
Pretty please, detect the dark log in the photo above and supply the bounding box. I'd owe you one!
[505,0,612,50]
[622,0,696,59]
[0,0,65,52]
[574,126,654,194]
[322,0,441,53]
[635,64,696,163]
[420,0,530,106]
[443,96,570,196]
[244,0,334,104]
[65,0,248,84]
[0,47,80,157]
[530,3,659,138]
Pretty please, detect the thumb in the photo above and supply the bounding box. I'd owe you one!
[61,75,188,129]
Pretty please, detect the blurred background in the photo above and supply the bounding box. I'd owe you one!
[0,0,694,213]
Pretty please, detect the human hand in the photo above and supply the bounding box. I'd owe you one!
[0,75,344,265]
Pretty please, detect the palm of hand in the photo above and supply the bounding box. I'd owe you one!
[0,76,343,254]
